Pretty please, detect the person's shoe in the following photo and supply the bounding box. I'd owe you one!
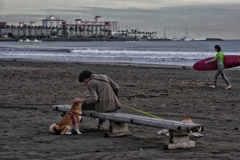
[225,85,232,90]
[209,85,215,88]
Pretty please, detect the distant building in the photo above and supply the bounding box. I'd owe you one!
[19,22,24,27]
[61,15,118,37]
[0,21,51,37]
[0,22,7,27]
[30,21,35,26]
[77,15,118,32]
[0,22,14,36]
[0,15,119,38]
[42,15,64,27]
[0,22,8,35]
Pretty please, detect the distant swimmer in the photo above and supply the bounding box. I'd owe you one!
[205,45,231,89]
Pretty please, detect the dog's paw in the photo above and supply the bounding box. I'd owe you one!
[77,132,82,135]
[65,132,72,135]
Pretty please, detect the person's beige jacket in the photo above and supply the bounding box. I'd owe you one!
[84,74,121,112]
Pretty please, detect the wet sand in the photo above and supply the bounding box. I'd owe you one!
[1,59,240,159]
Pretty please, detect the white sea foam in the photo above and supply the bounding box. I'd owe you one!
[0,41,239,66]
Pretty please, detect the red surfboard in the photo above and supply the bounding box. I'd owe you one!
[193,55,240,71]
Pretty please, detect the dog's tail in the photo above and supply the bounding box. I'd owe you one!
[50,123,59,133]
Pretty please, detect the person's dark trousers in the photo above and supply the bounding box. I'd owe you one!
[81,102,95,110]
[78,102,118,125]
[98,108,118,125]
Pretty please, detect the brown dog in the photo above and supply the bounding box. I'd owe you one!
[157,115,193,136]
[50,102,82,134]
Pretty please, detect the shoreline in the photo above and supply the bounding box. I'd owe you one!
[1,58,240,70]
[0,58,191,68]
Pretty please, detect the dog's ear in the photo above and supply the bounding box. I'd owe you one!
[182,115,192,121]
[187,116,192,119]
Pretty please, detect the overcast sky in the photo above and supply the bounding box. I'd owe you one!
[1,0,240,39]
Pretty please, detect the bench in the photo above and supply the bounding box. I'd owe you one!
[52,105,204,150]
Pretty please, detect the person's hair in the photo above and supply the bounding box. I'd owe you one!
[214,45,221,52]
[79,70,92,82]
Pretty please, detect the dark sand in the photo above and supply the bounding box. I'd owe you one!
[1,59,240,160]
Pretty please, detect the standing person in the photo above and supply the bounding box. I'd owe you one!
[73,70,121,129]
[205,45,231,89]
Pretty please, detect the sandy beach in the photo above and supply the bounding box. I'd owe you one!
[1,59,240,159]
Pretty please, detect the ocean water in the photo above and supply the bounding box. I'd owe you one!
[0,40,240,67]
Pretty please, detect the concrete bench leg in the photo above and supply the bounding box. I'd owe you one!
[105,120,132,137]
[164,130,196,150]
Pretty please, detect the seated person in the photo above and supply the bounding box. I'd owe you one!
[73,70,121,129]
